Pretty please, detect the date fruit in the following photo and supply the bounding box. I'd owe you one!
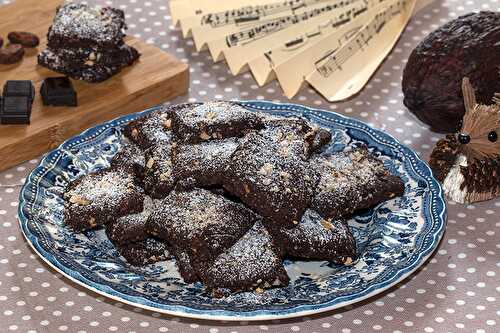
[402,11,500,133]
[0,44,25,64]
[7,31,40,48]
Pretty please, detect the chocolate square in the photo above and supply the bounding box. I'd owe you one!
[3,80,35,101]
[40,77,77,107]
[1,96,32,124]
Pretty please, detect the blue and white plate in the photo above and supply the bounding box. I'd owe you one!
[19,101,447,321]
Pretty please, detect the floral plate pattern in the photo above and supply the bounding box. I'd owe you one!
[18,100,447,321]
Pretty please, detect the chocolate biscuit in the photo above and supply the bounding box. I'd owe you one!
[224,130,319,228]
[312,146,405,219]
[267,210,356,264]
[171,138,239,187]
[64,167,144,231]
[146,188,258,261]
[195,221,289,296]
[116,238,171,266]
[171,101,264,143]
[143,142,176,199]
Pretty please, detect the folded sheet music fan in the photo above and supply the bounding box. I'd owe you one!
[171,0,427,101]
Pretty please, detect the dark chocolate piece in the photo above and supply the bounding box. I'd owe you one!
[0,96,32,125]
[224,130,319,228]
[116,238,171,266]
[195,221,289,296]
[143,142,176,199]
[64,167,144,231]
[40,77,77,107]
[311,146,405,219]
[3,80,35,101]
[171,101,264,143]
[267,210,356,264]
[146,188,258,261]
[171,138,239,187]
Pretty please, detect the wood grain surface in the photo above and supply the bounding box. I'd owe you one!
[0,0,189,171]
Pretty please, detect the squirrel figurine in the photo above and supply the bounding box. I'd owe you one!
[429,77,500,204]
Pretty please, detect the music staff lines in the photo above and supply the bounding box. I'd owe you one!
[225,0,362,47]
[315,0,407,77]
[201,0,337,27]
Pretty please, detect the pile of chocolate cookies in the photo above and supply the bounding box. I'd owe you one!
[64,102,405,296]
[38,3,140,83]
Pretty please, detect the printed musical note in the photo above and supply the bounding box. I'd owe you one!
[314,0,408,78]
[201,0,336,28]
[225,0,360,47]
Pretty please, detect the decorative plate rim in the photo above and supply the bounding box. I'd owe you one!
[18,100,447,321]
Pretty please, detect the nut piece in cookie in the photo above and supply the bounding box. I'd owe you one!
[64,167,144,231]
[171,138,239,187]
[311,146,405,219]
[143,142,176,199]
[110,139,145,179]
[146,188,258,261]
[124,104,197,150]
[116,238,171,266]
[267,210,356,264]
[171,101,264,143]
[224,130,319,228]
[195,221,289,296]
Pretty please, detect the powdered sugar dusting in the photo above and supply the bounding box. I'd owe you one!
[49,3,126,46]
[201,221,288,291]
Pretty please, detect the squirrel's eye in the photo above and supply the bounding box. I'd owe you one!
[488,131,498,142]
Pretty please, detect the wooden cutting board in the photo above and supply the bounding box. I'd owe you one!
[0,0,189,172]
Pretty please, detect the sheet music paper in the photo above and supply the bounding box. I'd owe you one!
[306,0,416,101]
[216,0,363,75]
[247,0,381,88]
[171,0,272,38]
[170,0,429,101]
[197,0,345,57]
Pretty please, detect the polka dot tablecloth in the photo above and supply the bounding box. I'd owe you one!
[1,0,499,332]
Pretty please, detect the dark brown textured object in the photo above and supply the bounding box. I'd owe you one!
[428,134,460,182]
[267,210,356,264]
[0,36,3,48]
[0,43,24,64]
[63,167,144,231]
[402,11,500,133]
[116,238,171,266]
[7,31,40,47]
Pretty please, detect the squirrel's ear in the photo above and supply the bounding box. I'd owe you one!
[462,77,477,114]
